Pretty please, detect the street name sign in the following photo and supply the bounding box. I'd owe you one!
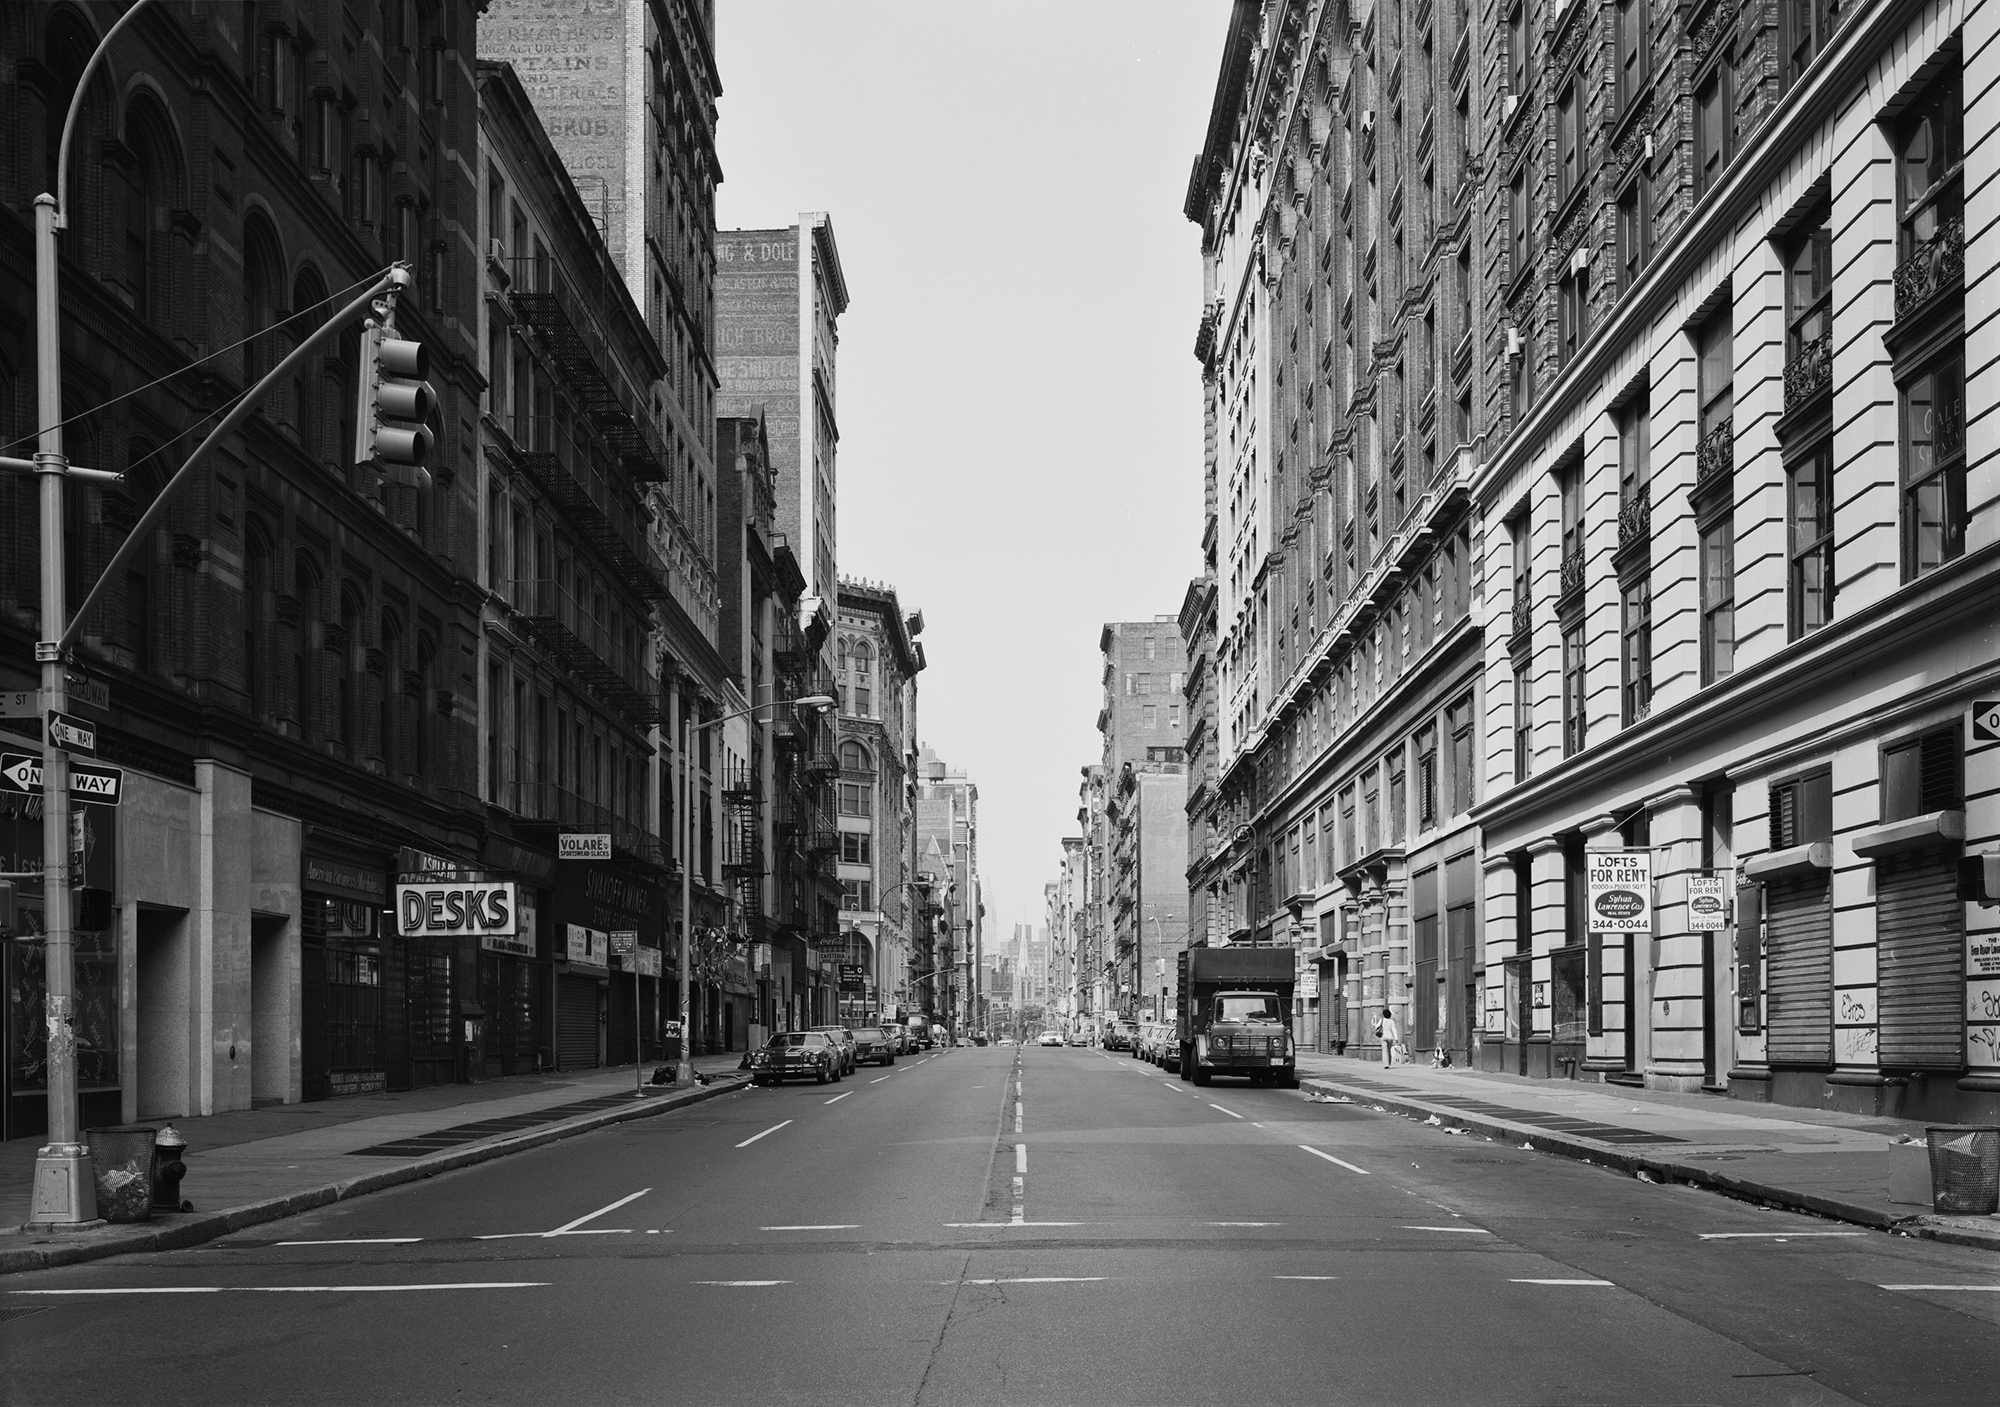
[0,753,124,805]
[0,690,38,718]
[559,832,612,860]
[46,710,96,756]
[65,675,110,714]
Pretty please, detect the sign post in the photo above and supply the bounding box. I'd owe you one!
[612,930,641,1095]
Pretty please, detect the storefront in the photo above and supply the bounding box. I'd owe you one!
[2,791,118,1141]
[552,857,662,1068]
[477,834,556,1078]
[301,844,390,1101]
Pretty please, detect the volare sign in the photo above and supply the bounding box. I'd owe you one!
[559,832,611,861]
[396,881,517,937]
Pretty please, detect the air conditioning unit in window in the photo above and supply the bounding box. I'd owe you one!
[487,239,509,283]
[1359,109,1375,135]
[1505,327,1523,359]
[1503,93,1521,122]
[1571,245,1590,275]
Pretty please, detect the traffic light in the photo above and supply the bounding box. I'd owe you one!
[354,323,435,489]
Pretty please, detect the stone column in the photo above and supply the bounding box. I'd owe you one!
[194,759,253,1116]
[1480,853,1517,1069]
[1527,836,1566,1073]
[1582,813,1626,1075]
[1648,785,1708,1090]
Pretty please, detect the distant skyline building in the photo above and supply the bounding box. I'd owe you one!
[1098,619,1188,1020]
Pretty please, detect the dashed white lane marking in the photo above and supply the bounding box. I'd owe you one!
[951,1277,1106,1285]
[1699,1231,1865,1240]
[13,1283,547,1294]
[1274,1275,1338,1281]
[943,1221,1084,1228]
[276,1238,422,1246]
[761,1225,859,1231]
[1015,1101,1023,1133]
[870,1076,891,1083]
[1208,1222,1279,1227]
[1879,1284,2000,1292]
[1511,1279,1615,1286]
[543,1188,650,1238]
[1300,1145,1371,1175]
[694,1280,792,1287]
[1210,1104,1244,1119]
[1403,1226,1491,1234]
[736,1120,792,1148]
[1015,1144,1028,1174]
[824,1091,851,1104]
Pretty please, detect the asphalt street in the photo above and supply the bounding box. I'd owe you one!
[3,1045,1996,1406]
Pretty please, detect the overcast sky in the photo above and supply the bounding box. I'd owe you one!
[716,0,1220,942]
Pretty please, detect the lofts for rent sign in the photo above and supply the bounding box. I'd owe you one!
[1587,851,1651,932]
[397,881,518,938]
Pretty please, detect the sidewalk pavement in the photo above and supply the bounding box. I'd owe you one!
[1294,1052,2000,1252]
[0,1052,751,1275]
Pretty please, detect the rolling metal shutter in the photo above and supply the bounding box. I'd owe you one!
[1765,870,1832,1065]
[1876,849,1962,1068]
[556,974,600,1071]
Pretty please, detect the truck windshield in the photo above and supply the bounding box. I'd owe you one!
[1214,995,1282,1023]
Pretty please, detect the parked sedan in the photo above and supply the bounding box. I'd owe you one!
[809,1025,859,1074]
[749,1031,841,1085]
[1037,1031,1063,1047]
[852,1025,897,1066]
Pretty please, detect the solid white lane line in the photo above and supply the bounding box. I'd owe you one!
[1879,1284,2000,1291]
[694,1280,792,1287]
[1274,1275,1338,1281]
[761,1225,859,1231]
[870,1076,891,1083]
[1699,1231,1865,1239]
[736,1120,792,1148]
[824,1091,851,1104]
[1210,1104,1244,1119]
[14,1283,547,1294]
[545,1188,651,1237]
[1300,1145,1371,1175]
[954,1277,1106,1285]
[277,1238,422,1246]
[1403,1226,1491,1234]
[1511,1279,1615,1286]
[942,1221,1083,1228]
[1015,1144,1028,1174]
[1207,1221,1279,1227]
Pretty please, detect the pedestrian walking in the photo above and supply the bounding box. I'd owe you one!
[1375,1007,1399,1067]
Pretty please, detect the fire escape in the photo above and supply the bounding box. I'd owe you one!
[721,761,763,923]
[509,257,671,483]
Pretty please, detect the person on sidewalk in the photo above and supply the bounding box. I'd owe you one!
[1375,1008,1399,1068]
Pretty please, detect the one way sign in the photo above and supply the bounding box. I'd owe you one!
[0,753,124,806]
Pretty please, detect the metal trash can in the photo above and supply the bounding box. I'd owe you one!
[1925,1126,2000,1215]
[83,1125,159,1223]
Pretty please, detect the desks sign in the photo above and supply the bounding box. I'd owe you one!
[0,752,124,805]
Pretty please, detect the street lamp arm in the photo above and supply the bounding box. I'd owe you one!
[55,0,159,230]
[691,694,834,732]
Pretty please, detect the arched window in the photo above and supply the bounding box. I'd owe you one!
[243,215,284,395]
[121,91,184,325]
[294,552,323,742]
[380,609,403,776]
[338,583,364,756]
[244,518,274,719]
[839,740,872,773]
[290,266,329,461]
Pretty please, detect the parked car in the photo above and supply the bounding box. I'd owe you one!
[1037,1031,1063,1047]
[906,1017,932,1050]
[852,1026,896,1066]
[749,1031,840,1085]
[997,1036,1015,1046]
[809,1025,859,1075]
[1065,1031,1089,1047]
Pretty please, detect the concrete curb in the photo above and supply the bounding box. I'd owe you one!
[1301,1076,1920,1235]
[0,1074,749,1276]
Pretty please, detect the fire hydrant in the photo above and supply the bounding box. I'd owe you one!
[150,1123,191,1213]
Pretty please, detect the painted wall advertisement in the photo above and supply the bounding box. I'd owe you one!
[1587,851,1652,933]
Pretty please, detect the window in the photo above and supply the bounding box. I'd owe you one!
[1788,443,1834,637]
[1388,749,1407,846]
[1448,696,1475,814]
[1621,578,1652,725]
[1144,636,1157,659]
[1700,516,1735,684]
[1695,50,1735,196]
[1143,704,1158,729]
[1509,170,1531,283]
[1558,459,1583,582]
[1784,216,1832,382]
[1562,622,1587,756]
[1618,389,1651,534]
[1616,178,1650,290]
[1510,511,1533,629]
[840,832,872,865]
[1769,769,1832,849]
[1558,265,1589,364]
[1506,1,1531,102]
[1784,0,1836,88]
[840,880,874,912]
[1894,63,1963,279]
[1169,705,1182,729]
[1615,0,1650,113]
[1557,81,1583,203]
[1338,785,1357,865]
[1361,768,1380,856]
[1881,727,1961,821]
[838,781,872,817]
[1513,666,1533,780]
[1697,307,1734,442]
[1416,724,1439,829]
[1900,355,1966,577]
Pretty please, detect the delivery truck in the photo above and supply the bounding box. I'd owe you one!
[1176,945,1299,1087]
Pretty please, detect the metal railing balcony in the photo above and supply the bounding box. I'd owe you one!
[1696,417,1734,490]
[1617,484,1651,551]
[508,256,671,481]
[514,578,662,724]
[1894,215,1963,322]
[511,416,671,601]
[1783,335,1832,413]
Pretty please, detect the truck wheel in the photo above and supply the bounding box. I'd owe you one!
[1179,1049,1194,1082]
[1192,1064,1211,1086]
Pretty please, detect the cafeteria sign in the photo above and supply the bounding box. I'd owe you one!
[1587,851,1651,932]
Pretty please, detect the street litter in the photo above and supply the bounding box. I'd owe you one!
[1306,1092,1352,1104]
[1424,1114,1443,1126]
[1443,1126,1470,1136]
